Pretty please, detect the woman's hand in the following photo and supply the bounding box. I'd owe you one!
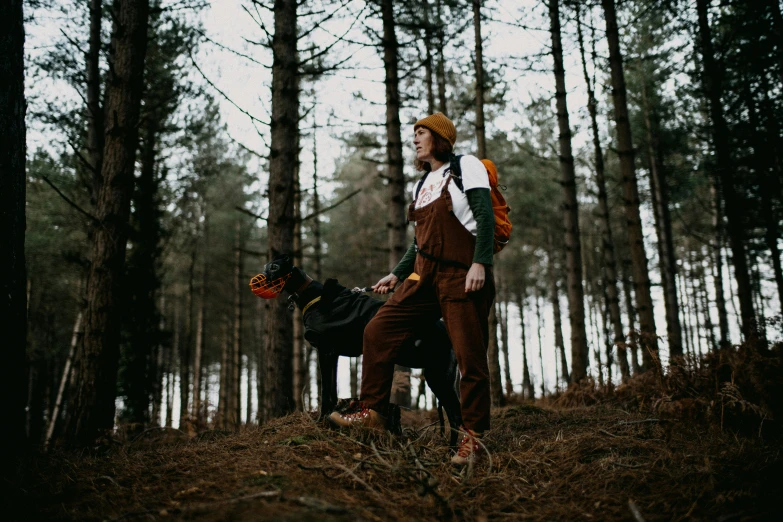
[372,273,399,294]
[465,263,486,293]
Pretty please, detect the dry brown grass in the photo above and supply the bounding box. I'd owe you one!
[10,343,781,521]
[8,404,777,521]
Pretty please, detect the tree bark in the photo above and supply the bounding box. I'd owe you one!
[123,111,161,425]
[516,293,534,399]
[166,301,178,427]
[293,161,305,411]
[265,0,298,419]
[472,0,487,158]
[43,313,82,450]
[423,0,435,114]
[0,0,28,459]
[488,302,505,406]
[546,234,570,385]
[550,0,589,383]
[232,222,242,429]
[601,0,659,369]
[500,299,513,397]
[621,258,640,374]
[695,0,755,339]
[436,0,447,115]
[66,0,150,446]
[180,242,196,427]
[641,85,683,359]
[535,287,546,397]
[575,12,629,380]
[217,320,228,429]
[710,178,730,347]
[87,0,104,197]
[192,240,207,425]
[435,0,449,116]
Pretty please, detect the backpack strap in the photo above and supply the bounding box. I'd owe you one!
[448,154,465,193]
[414,170,429,202]
[414,154,465,201]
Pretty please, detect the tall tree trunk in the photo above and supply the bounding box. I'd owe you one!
[124,112,161,425]
[255,296,266,422]
[575,12,628,380]
[232,222,242,429]
[87,0,104,197]
[293,161,305,412]
[436,0,447,115]
[535,289,546,397]
[698,253,718,352]
[500,299,513,397]
[472,0,486,158]
[43,313,82,450]
[150,294,165,426]
[621,259,640,374]
[350,358,359,398]
[550,0,588,383]
[710,179,730,346]
[381,0,411,408]
[265,0,299,419]
[600,284,614,386]
[0,0,28,459]
[641,87,684,359]
[166,301,178,427]
[66,0,150,446]
[695,0,755,338]
[180,243,196,427]
[246,356,253,423]
[423,0,435,114]
[488,301,505,406]
[601,0,659,370]
[192,243,207,425]
[547,234,570,385]
[218,319,229,429]
[516,293,534,399]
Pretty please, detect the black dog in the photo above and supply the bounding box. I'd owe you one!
[252,254,462,445]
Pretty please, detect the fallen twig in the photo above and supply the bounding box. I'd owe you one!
[293,496,347,513]
[617,418,666,426]
[628,499,647,522]
[332,462,384,502]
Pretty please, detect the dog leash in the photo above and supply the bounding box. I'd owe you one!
[351,286,395,294]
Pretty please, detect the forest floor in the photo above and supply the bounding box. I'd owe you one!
[11,395,781,522]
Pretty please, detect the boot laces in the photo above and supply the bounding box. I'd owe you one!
[456,428,481,458]
[339,401,371,422]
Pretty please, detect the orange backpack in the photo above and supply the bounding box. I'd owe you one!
[479,159,512,253]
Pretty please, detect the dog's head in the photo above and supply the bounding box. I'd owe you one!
[249,254,296,299]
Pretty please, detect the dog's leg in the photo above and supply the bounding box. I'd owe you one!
[424,359,463,448]
[318,348,339,420]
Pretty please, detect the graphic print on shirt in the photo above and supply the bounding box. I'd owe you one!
[415,172,449,209]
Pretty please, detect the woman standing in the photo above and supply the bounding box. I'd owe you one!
[329,113,496,466]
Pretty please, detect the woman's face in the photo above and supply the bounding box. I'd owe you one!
[414,126,434,163]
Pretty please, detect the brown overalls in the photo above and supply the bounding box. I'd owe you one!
[361,177,495,432]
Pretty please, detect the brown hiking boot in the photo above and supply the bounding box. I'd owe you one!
[328,401,387,430]
[451,427,484,466]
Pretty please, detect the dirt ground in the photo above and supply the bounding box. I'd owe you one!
[10,399,780,522]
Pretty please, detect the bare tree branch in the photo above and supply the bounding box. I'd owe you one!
[301,189,361,221]
[41,176,98,223]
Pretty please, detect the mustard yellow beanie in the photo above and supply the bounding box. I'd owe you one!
[414,112,457,146]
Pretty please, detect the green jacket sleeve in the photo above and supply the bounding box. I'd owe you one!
[466,188,494,266]
[391,240,417,279]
